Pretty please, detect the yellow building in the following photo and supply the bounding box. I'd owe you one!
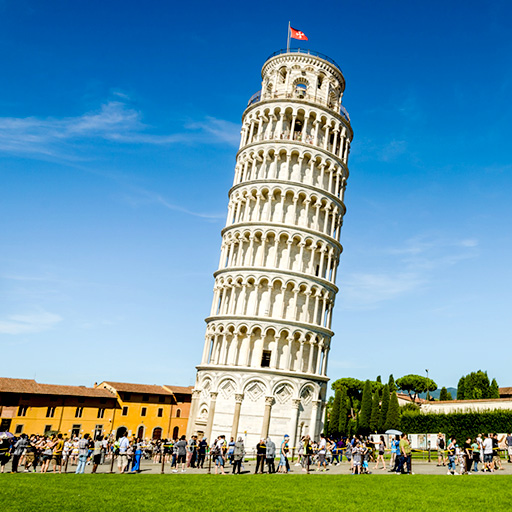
[96,381,192,440]
[0,378,116,439]
[0,378,192,440]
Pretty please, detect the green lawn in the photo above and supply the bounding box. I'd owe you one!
[1,474,511,511]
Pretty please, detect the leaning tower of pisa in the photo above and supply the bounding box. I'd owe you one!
[187,49,353,447]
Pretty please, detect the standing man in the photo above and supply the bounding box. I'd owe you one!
[255,439,266,474]
[75,434,90,474]
[265,437,276,474]
[317,434,328,471]
[51,433,64,473]
[482,433,494,472]
[398,433,412,475]
[117,432,130,474]
[506,433,512,463]
[11,434,28,473]
[188,435,198,468]
[197,437,207,469]
[175,435,188,473]
[436,433,446,466]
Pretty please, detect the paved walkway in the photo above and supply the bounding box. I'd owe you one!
[6,458,510,476]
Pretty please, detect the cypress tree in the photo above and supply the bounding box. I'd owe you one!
[376,375,382,384]
[328,389,342,437]
[370,389,381,433]
[385,391,400,431]
[359,379,373,434]
[457,376,466,400]
[490,378,500,399]
[379,384,390,432]
[439,387,449,401]
[338,386,349,436]
[388,374,396,393]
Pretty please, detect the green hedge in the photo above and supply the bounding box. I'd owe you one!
[401,410,512,441]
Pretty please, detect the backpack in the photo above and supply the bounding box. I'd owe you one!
[439,438,445,449]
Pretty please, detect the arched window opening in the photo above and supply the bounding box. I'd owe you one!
[176,409,181,418]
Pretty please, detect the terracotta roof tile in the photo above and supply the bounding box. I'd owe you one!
[99,381,172,395]
[163,385,193,395]
[0,377,113,398]
[499,387,512,396]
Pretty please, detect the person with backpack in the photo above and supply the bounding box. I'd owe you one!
[437,433,446,466]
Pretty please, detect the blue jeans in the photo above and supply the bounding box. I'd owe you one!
[448,455,456,472]
[76,454,87,474]
[473,460,479,472]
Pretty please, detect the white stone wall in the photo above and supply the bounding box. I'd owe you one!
[421,399,512,414]
[188,50,352,445]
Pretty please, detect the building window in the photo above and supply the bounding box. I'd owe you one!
[46,407,56,418]
[15,424,23,434]
[157,408,163,418]
[122,406,128,416]
[176,409,181,418]
[75,407,83,418]
[261,350,271,367]
[71,424,81,438]
[142,394,149,402]
[173,426,179,439]
[18,405,28,417]
[159,396,165,403]
[44,425,52,434]
[141,407,147,417]
[97,408,105,419]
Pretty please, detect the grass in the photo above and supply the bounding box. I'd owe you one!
[1,474,512,512]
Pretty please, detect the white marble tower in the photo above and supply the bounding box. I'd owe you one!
[187,49,353,447]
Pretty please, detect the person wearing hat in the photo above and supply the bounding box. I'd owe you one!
[278,435,291,473]
[436,433,446,466]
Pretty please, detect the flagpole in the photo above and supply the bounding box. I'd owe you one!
[287,21,290,52]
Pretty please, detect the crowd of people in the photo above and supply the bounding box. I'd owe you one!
[2,430,512,475]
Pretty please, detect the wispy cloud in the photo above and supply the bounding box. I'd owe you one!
[0,311,62,335]
[340,234,479,310]
[0,100,240,160]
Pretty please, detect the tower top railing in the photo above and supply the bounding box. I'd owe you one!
[265,49,343,74]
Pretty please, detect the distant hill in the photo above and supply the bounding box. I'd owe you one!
[417,387,457,400]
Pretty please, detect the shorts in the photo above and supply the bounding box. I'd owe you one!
[52,454,62,465]
[379,451,384,456]
[215,455,224,466]
[437,450,445,456]
[484,454,492,463]
[93,454,101,464]
[25,453,35,464]
[177,454,186,464]
[508,447,512,456]
[318,453,326,464]
[42,454,52,462]
[0,454,10,466]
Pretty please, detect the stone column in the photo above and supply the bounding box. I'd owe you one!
[186,389,202,438]
[261,396,275,439]
[290,399,301,449]
[310,400,321,440]
[205,392,218,442]
[231,394,244,440]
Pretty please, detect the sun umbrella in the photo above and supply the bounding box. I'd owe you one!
[0,432,15,439]
[385,429,402,436]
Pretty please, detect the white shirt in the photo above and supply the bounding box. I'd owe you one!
[483,438,493,455]
[119,437,130,454]
[318,438,327,454]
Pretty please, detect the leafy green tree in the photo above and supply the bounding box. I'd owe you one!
[328,388,342,437]
[358,380,373,434]
[376,375,382,383]
[447,391,453,400]
[338,386,349,436]
[457,376,465,400]
[388,374,397,393]
[490,378,500,399]
[385,391,400,431]
[379,384,390,432]
[370,389,381,432]
[396,374,437,401]
[464,371,490,399]
[439,387,449,401]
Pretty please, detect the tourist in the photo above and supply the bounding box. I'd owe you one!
[188,435,198,468]
[266,437,276,474]
[51,433,64,473]
[352,442,362,474]
[24,438,36,472]
[482,433,494,472]
[75,434,90,474]
[0,436,11,473]
[11,434,28,473]
[436,433,446,466]
[506,433,512,463]
[255,439,266,474]
[389,435,400,472]
[463,437,472,474]
[91,435,103,474]
[344,438,353,471]
[212,436,226,475]
[317,433,327,471]
[40,438,53,473]
[492,433,503,470]
[132,441,142,473]
[278,435,290,473]
[226,437,235,465]
[398,433,412,475]
[374,435,386,470]
[117,432,130,474]
[197,437,207,469]
[175,435,188,473]
[471,438,480,472]
[233,437,245,474]
[447,437,457,475]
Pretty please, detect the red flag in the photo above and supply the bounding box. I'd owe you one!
[290,27,308,41]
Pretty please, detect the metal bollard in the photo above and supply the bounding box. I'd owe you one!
[110,452,115,474]
[161,453,166,474]
[208,451,212,474]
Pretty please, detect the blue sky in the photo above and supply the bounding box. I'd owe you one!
[1,0,511,391]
